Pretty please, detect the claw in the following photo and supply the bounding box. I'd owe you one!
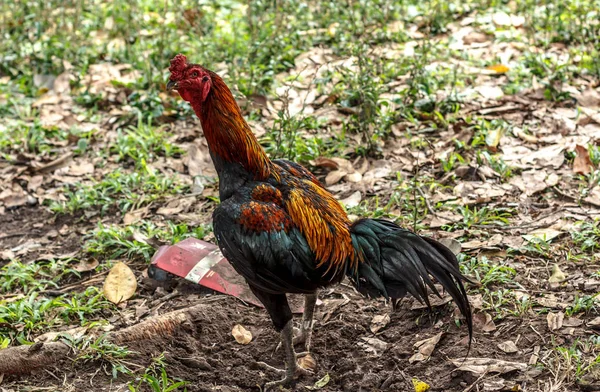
[257,361,286,375]
[258,358,312,391]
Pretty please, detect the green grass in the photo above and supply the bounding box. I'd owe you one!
[1,258,79,294]
[110,116,183,165]
[76,335,136,378]
[128,354,189,392]
[49,168,184,215]
[571,220,600,253]
[0,288,111,345]
[85,221,211,261]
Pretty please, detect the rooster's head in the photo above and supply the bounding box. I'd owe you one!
[167,54,212,104]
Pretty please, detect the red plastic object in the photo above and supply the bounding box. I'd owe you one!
[150,238,264,307]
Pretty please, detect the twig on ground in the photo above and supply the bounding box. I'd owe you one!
[43,272,110,296]
[462,370,489,392]
[0,342,71,375]
[0,302,211,374]
[552,186,600,210]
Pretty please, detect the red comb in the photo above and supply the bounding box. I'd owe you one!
[169,54,188,79]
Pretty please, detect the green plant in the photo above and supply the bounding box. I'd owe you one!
[49,167,184,215]
[77,335,135,378]
[111,116,182,165]
[128,354,188,392]
[571,220,600,253]
[1,259,79,294]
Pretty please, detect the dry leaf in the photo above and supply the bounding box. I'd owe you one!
[476,85,504,100]
[73,259,99,273]
[469,294,484,310]
[548,264,566,283]
[483,379,507,391]
[529,345,541,366]
[297,353,317,372]
[321,297,350,323]
[103,262,137,304]
[451,357,527,375]
[36,326,87,342]
[510,169,557,196]
[370,314,391,334]
[305,373,329,390]
[156,197,194,217]
[588,317,600,328]
[513,127,538,143]
[485,127,504,147]
[344,171,362,183]
[27,175,44,192]
[231,324,252,344]
[535,295,569,309]
[577,88,600,108]
[562,317,583,327]
[0,186,29,208]
[409,332,443,363]
[463,31,490,45]
[325,170,347,185]
[123,207,149,225]
[69,162,95,176]
[411,295,452,310]
[358,337,388,356]
[523,228,562,243]
[0,249,15,260]
[340,191,362,208]
[473,312,496,332]
[185,144,215,178]
[53,71,71,95]
[312,157,339,169]
[573,145,593,175]
[547,311,564,331]
[497,340,519,353]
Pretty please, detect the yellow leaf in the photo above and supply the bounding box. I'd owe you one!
[231,324,252,344]
[412,378,431,392]
[548,264,566,283]
[328,22,339,37]
[486,64,510,74]
[103,262,137,304]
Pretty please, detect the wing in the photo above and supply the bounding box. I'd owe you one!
[273,162,357,275]
[214,162,357,294]
[213,183,319,294]
[273,159,323,187]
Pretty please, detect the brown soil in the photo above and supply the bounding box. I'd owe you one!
[3,279,539,392]
[1,207,595,392]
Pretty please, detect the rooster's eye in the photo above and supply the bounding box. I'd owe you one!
[190,71,199,78]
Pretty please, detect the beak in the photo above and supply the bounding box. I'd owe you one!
[166,80,178,91]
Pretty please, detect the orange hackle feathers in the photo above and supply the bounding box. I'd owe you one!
[251,184,283,205]
[285,180,356,275]
[198,76,275,181]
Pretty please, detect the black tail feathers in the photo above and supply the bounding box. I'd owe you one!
[349,218,473,341]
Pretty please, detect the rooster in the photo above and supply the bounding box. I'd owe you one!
[167,54,472,390]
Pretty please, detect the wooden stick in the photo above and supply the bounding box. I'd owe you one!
[0,303,210,374]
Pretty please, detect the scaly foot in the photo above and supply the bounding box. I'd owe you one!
[257,358,313,391]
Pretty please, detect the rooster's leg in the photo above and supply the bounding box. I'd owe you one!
[258,320,312,390]
[294,291,318,352]
[249,286,311,389]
